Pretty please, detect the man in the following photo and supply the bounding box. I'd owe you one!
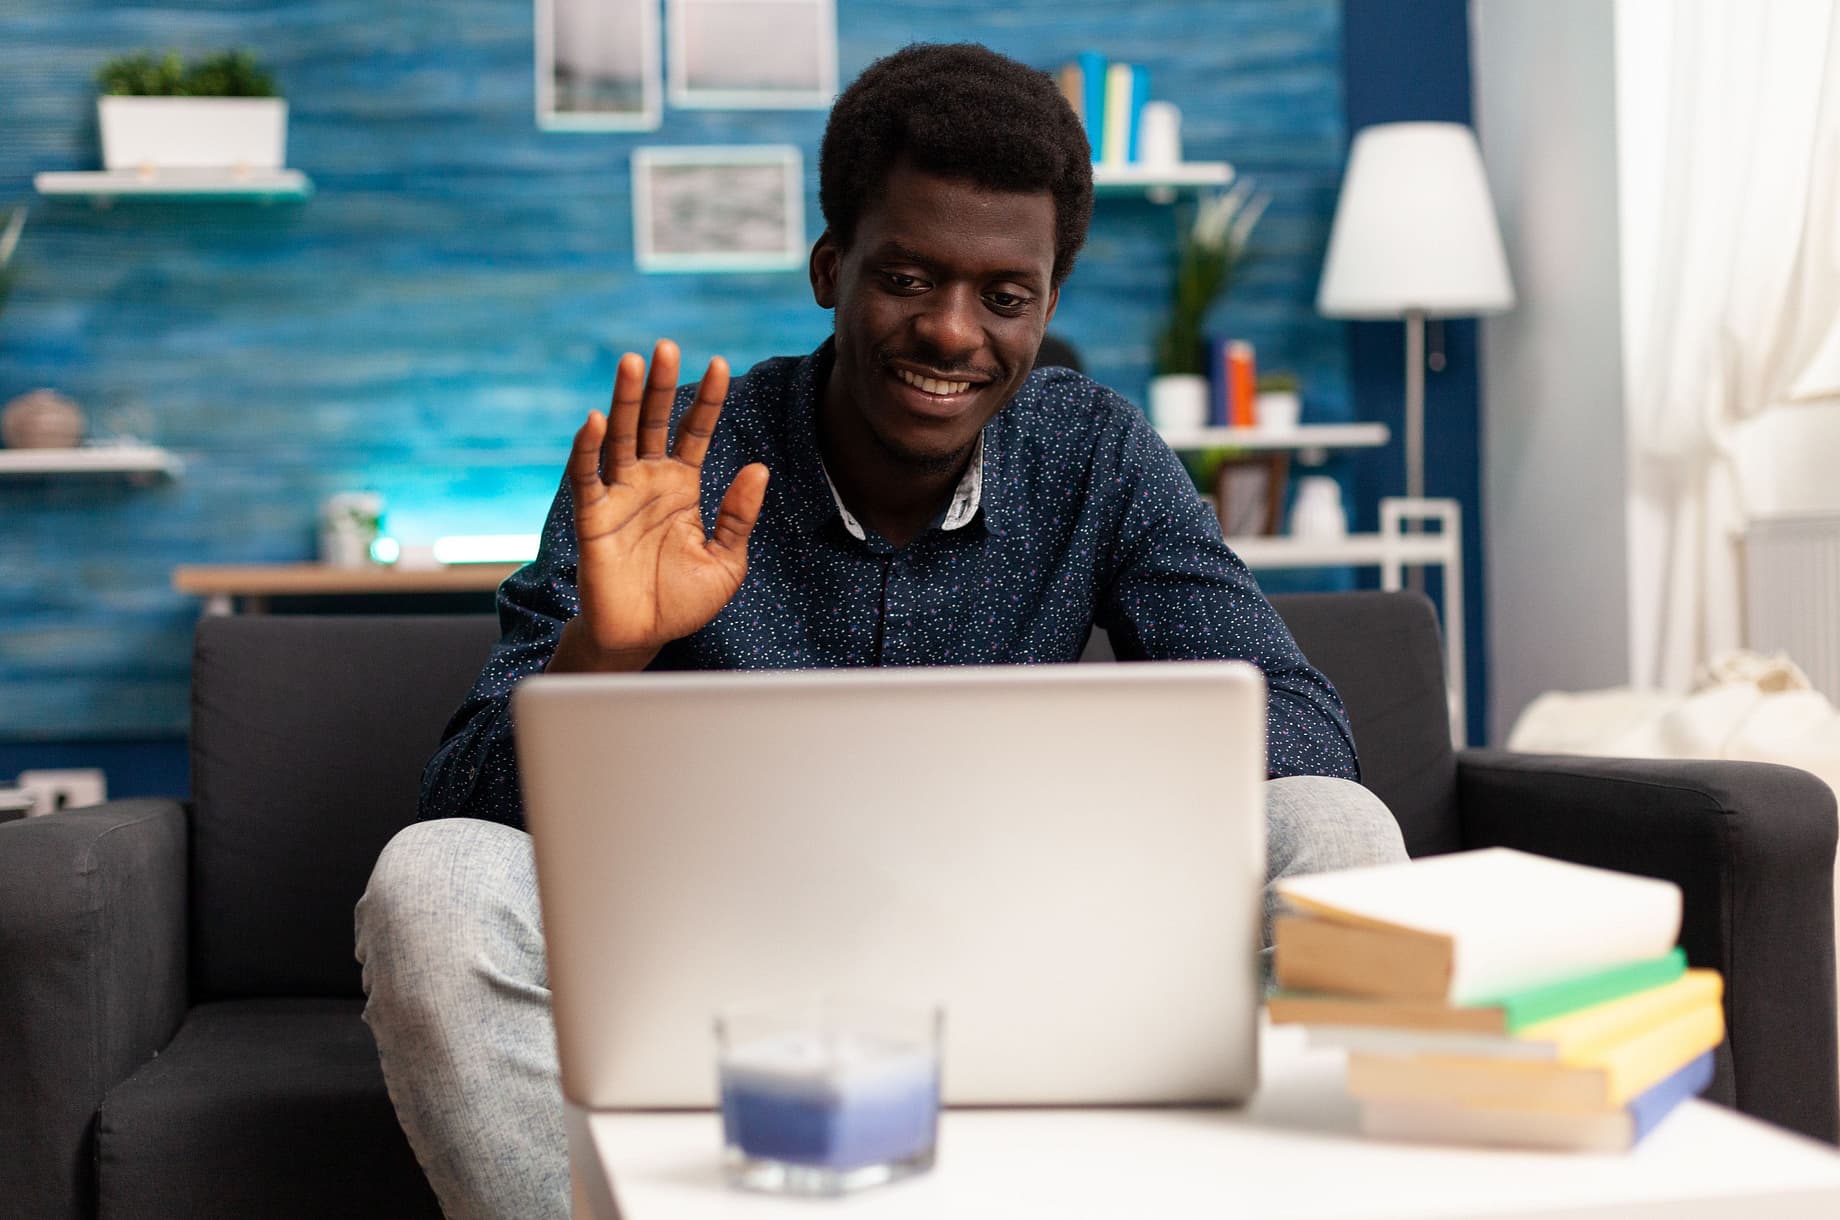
[356,42,1406,1220]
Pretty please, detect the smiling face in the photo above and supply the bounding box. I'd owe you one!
[811,159,1060,477]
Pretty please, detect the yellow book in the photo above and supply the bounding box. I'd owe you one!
[1522,970,1723,1063]
[1346,1000,1724,1113]
[1305,970,1723,1064]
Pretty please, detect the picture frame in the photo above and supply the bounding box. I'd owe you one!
[631,145,808,273]
[536,0,662,131]
[665,0,838,110]
[1212,455,1290,538]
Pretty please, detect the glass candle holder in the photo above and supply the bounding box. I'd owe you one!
[714,1000,943,1196]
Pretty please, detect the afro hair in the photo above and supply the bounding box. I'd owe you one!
[819,43,1094,286]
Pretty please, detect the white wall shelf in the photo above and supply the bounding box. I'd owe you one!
[0,444,183,478]
[1225,531,1450,569]
[34,168,312,203]
[1158,423,1390,452]
[1093,162,1233,202]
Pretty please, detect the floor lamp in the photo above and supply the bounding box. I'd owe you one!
[1316,122,1514,586]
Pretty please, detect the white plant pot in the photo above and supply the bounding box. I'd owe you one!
[1148,374,1210,432]
[1255,389,1302,433]
[98,96,288,171]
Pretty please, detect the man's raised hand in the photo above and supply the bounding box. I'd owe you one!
[548,339,769,674]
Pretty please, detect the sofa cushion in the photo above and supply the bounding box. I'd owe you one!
[1271,592,1462,856]
[190,615,500,999]
[97,998,441,1220]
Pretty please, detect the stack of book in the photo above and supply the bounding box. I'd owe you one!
[1270,848,1723,1152]
[1056,52,1151,167]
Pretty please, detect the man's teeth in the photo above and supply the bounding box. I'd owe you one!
[897,368,972,395]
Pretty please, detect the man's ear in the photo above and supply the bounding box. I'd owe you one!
[1043,283,1060,327]
[810,230,842,308]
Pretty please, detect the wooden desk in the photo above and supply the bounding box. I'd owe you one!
[172,563,522,615]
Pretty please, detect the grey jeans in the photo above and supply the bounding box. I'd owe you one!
[354,774,1405,1220]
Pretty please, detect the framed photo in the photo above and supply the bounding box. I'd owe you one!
[666,0,838,109]
[632,146,808,273]
[536,0,662,130]
[1212,455,1289,538]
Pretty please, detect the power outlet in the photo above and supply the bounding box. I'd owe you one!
[17,768,107,816]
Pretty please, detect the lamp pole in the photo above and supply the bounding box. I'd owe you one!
[1404,306,1427,593]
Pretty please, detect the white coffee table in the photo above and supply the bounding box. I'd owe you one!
[569,1024,1840,1219]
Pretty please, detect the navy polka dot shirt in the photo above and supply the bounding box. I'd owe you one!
[422,340,1359,828]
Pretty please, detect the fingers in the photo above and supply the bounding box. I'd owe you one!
[708,463,770,560]
[636,338,680,461]
[567,411,610,510]
[672,356,730,469]
[604,352,645,473]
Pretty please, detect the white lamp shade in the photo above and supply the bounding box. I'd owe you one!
[1317,122,1515,319]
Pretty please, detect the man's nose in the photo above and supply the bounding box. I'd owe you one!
[911,285,981,361]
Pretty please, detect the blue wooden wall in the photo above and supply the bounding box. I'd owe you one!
[0,0,1360,748]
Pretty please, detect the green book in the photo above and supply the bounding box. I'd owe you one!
[1268,949,1689,1034]
[1487,947,1689,1031]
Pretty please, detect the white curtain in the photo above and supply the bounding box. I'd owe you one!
[1619,0,1840,691]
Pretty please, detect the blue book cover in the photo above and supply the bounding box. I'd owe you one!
[1127,65,1150,163]
[1199,336,1229,426]
[1077,51,1108,163]
[1628,1050,1715,1143]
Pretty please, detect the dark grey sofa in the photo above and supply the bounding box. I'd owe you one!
[2,593,1834,1219]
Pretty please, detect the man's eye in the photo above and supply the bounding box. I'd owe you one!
[987,292,1032,313]
[883,272,925,291]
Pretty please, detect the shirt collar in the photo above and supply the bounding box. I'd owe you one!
[820,432,985,542]
[783,338,1011,540]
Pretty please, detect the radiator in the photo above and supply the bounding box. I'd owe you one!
[1744,512,1840,702]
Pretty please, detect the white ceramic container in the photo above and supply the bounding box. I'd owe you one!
[98,96,288,171]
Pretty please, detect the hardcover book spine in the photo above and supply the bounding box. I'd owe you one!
[1077,52,1108,163]
[1127,65,1150,163]
[1058,62,1084,127]
[1102,62,1134,168]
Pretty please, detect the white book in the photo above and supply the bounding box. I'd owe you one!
[1274,848,1681,1004]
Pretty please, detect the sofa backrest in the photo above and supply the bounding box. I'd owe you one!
[190,614,501,999]
[187,593,1459,998]
[1270,591,1461,857]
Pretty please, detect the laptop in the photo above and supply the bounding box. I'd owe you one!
[515,660,1266,1111]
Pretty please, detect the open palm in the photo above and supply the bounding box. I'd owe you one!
[565,340,769,664]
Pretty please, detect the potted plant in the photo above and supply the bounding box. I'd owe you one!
[1148,182,1268,431]
[1254,370,1304,433]
[95,50,286,174]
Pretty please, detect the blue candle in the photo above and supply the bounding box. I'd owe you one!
[719,1031,940,1173]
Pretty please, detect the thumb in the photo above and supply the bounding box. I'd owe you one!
[709,464,769,560]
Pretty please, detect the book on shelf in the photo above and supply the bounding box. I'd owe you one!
[1075,51,1108,162]
[1344,999,1724,1112]
[1272,847,1682,1003]
[1359,1052,1715,1153]
[1061,53,1151,167]
[1267,949,1688,1035]
[1303,969,1722,1062]
[1102,62,1133,167]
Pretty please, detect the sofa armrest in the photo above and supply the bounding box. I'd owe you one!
[0,799,190,1220]
[1456,749,1838,1143]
